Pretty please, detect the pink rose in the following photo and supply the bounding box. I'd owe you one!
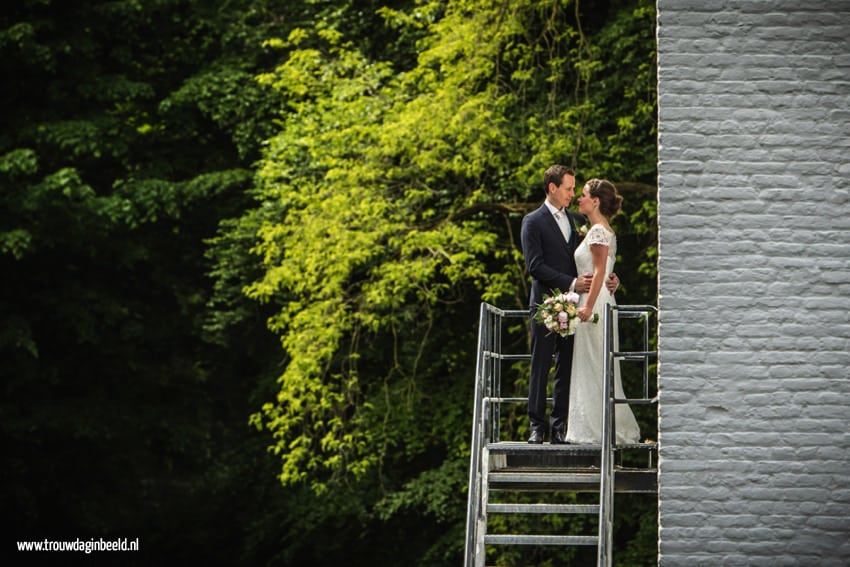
[558,311,568,328]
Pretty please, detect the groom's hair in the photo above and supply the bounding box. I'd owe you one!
[543,164,575,195]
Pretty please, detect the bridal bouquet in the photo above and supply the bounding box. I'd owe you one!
[533,289,599,337]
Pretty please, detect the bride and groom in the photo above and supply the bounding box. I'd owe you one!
[520,164,640,445]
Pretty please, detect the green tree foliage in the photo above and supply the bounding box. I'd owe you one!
[207,0,657,563]
[1,0,292,561]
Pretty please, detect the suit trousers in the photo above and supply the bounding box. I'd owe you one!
[528,318,574,433]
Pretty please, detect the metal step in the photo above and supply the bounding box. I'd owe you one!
[488,442,602,470]
[486,441,656,471]
[484,534,599,546]
[488,468,658,493]
[487,441,658,453]
[488,441,603,453]
[488,471,601,491]
[487,503,599,514]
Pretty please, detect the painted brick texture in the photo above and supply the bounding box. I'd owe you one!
[656,1,850,565]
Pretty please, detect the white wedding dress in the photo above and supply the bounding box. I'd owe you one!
[566,224,641,445]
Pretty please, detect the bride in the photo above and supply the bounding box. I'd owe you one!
[565,179,641,445]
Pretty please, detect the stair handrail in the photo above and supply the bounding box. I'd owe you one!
[464,303,529,567]
[598,303,658,567]
[464,302,490,567]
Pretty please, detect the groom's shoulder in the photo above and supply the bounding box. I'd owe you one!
[524,203,547,219]
[522,205,547,230]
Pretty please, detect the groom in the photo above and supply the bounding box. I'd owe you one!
[520,165,618,444]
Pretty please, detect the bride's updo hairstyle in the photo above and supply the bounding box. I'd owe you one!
[585,178,623,218]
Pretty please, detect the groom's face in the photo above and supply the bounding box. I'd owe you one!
[549,174,576,210]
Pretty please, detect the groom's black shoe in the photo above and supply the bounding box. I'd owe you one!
[528,430,545,444]
[550,429,569,444]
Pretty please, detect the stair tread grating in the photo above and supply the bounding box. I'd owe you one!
[484,534,599,546]
[489,471,601,482]
[487,503,599,514]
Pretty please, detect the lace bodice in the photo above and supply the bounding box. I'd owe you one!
[575,224,616,277]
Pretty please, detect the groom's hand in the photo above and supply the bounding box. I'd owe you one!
[577,273,619,294]
[606,273,619,294]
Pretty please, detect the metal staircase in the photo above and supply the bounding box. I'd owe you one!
[464,303,658,566]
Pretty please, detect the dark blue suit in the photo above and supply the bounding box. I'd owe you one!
[520,203,583,434]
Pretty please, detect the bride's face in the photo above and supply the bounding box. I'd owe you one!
[576,188,598,215]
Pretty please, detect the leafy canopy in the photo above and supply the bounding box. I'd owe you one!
[231,0,657,494]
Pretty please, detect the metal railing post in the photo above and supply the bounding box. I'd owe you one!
[464,303,489,567]
[597,303,615,567]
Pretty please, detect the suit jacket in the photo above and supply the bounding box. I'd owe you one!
[521,203,583,309]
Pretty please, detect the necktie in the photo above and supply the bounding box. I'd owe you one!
[554,210,572,242]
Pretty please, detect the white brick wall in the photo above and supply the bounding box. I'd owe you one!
[657,1,850,565]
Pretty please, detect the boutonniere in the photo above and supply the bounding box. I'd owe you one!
[576,223,589,238]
